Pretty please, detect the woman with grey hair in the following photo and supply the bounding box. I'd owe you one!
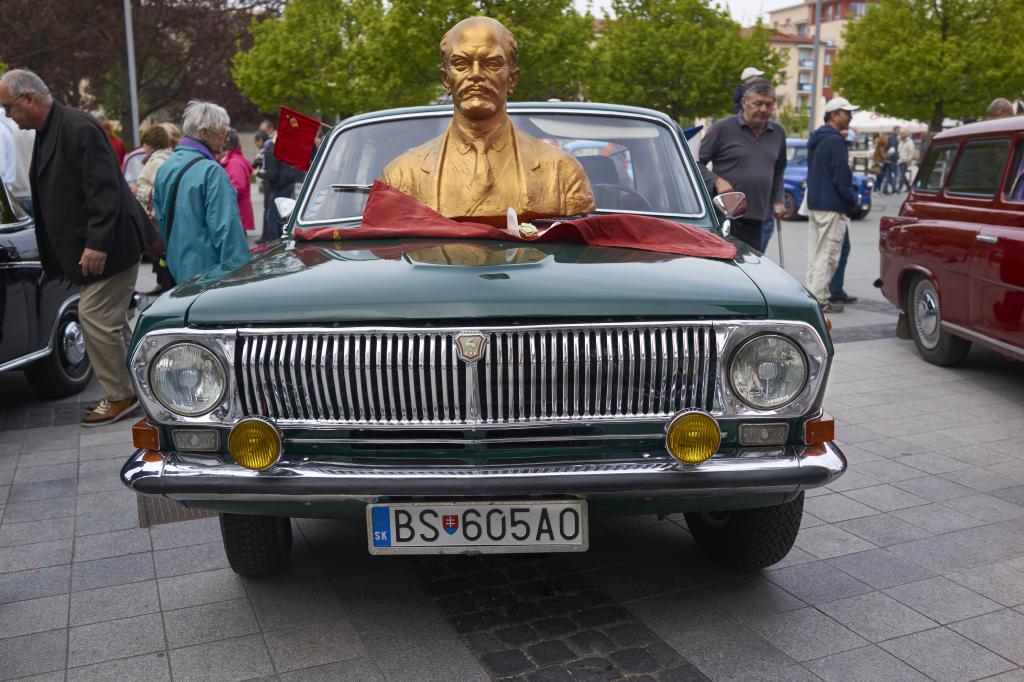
[151,100,249,283]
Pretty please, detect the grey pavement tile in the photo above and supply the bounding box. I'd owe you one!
[76,457,124,480]
[824,470,880,492]
[0,516,75,548]
[168,634,275,682]
[66,652,170,682]
[898,452,970,474]
[246,568,348,631]
[71,551,154,592]
[941,523,1024,562]
[799,512,826,529]
[949,609,1024,666]
[628,587,737,634]
[72,527,151,562]
[12,463,77,484]
[748,607,867,662]
[942,494,1024,522]
[880,627,1016,682]
[0,629,68,681]
[6,478,76,504]
[857,437,932,458]
[832,444,882,464]
[153,540,229,578]
[163,598,259,649]
[149,517,222,551]
[0,593,68,639]
[3,496,75,524]
[826,548,936,589]
[67,612,165,668]
[893,475,976,502]
[978,669,1024,681]
[75,472,126,495]
[884,576,1003,624]
[993,485,1024,507]
[887,534,998,573]
[817,591,938,642]
[843,485,930,512]
[794,524,876,559]
[7,670,66,681]
[804,493,878,523]
[264,619,366,673]
[77,443,131,462]
[947,441,1022,468]
[79,426,135,450]
[20,435,78,456]
[767,560,872,605]
[278,658,385,682]
[697,575,807,621]
[73,490,141,536]
[17,447,77,466]
[69,579,160,626]
[363,636,489,682]
[803,644,930,682]
[948,562,1024,607]
[157,567,247,611]
[0,564,70,604]
[941,467,1015,493]
[835,513,933,547]
[854,460,928,482]
[0,538,71,573]
[891,503,987,534]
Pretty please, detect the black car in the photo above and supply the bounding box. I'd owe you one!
[0,182,91,396]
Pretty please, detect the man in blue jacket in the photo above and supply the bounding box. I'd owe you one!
[805,97,860,313]
[153,100,250,284]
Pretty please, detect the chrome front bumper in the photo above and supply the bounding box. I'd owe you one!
[121,443,846,504]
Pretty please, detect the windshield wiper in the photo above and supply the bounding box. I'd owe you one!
[330,184,373,193]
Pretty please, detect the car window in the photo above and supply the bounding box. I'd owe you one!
[299,111,704,223]
[946,139,1011,197]
[1004,140,1024,201]
[786,146,808,165]
[915,144,958,193]
[0,182,28,228]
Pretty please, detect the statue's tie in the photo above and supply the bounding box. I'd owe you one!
[471,140,494,198]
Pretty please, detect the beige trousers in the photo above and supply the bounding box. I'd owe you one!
[78,262,139,401]
[805,209,847,304]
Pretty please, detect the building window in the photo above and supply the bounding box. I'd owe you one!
[823,76,832,87]
[824,52,833,65]
[851,2,867,18]
[797,23,807,36]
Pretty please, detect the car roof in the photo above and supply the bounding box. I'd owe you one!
[335,101,680,128]
[932,116,1024,142]
[786,138,807,147]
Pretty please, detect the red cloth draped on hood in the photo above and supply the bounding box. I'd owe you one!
[294,181,737,260]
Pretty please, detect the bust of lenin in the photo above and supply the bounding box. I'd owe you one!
[380,17,595,225]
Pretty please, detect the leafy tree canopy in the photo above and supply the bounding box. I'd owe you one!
[833,0,1024,131]
[587,0,786,122]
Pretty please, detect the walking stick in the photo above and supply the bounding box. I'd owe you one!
[775,215,785,267]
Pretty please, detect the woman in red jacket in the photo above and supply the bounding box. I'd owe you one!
[219,128,255,232]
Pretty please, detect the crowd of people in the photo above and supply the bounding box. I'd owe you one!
[0,67,302,427]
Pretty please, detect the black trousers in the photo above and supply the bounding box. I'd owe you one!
[729,217,764,251]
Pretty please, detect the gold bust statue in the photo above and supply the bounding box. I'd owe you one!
[380,16,595,225]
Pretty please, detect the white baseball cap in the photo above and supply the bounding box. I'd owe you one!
[824,96,860,113]
[740,67,764,81]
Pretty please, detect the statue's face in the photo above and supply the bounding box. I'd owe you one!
[443,23,518,121]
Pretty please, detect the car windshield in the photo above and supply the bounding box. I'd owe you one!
[298,111,704,224]
[787,145,808,165]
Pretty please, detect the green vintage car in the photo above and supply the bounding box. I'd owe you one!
[121,102,845,576]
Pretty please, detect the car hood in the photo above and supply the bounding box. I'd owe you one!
[182,239,769,325]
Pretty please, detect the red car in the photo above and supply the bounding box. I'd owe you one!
[879,116,1024,365]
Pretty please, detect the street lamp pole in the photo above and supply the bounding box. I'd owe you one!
[124,0,142,147]
[809,0,823,132]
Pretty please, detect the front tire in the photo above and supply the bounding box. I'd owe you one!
[851,207,870,220]
[684,493,803,571]
[24,304,93,398]
[220,513,292,577]
[906,275,971,366]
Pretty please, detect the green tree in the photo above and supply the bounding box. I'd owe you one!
[833,0,1024,131]
[588,0,786,121]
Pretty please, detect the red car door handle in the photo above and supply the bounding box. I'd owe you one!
[976,234,999,244]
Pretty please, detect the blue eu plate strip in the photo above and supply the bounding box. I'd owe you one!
[371,506,392,547]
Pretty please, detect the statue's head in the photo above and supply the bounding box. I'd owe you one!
[440,17,519,121]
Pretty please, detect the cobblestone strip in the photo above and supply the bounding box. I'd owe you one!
[413,554,708,682]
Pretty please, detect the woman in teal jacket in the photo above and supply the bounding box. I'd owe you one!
[153,100,250,284]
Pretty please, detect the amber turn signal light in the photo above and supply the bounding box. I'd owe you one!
[804,411,835,445]
[132,419,161,451]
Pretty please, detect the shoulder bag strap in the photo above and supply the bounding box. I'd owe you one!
[165,156,206,242]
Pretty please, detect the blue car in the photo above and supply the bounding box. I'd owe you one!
[782,139,873,221]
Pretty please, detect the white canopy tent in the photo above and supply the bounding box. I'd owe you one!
[849,111,929,134]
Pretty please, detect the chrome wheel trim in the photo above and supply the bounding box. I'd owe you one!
[912,280,941,350]
[62,320,87,365]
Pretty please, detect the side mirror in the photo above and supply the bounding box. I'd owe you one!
[275,197,297,222]
[712,192,747,219]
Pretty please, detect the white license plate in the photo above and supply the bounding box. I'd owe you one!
[367,500,588,555]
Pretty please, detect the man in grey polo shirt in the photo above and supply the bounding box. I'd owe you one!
[698,80,787,250]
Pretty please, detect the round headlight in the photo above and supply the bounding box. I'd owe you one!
[150,343,226,416]
[729,334,808,409]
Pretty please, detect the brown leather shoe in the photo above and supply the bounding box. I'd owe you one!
[81,396,139,427]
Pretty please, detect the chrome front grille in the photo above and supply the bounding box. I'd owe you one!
[237,325,717,424]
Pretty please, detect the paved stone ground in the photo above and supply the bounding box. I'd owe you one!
[1,195,1023,681]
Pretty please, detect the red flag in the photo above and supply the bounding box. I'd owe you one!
[274,106,320,171]
[294,181,737,260]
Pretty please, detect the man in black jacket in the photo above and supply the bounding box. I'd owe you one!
[0,69,144,426]
[258,129,304,243]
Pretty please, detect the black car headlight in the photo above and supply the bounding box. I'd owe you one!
[149,342,227,416]
[729,335,808,409]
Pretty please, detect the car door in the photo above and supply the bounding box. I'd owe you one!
[969,136,1024,351]
[0,182,38,364]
